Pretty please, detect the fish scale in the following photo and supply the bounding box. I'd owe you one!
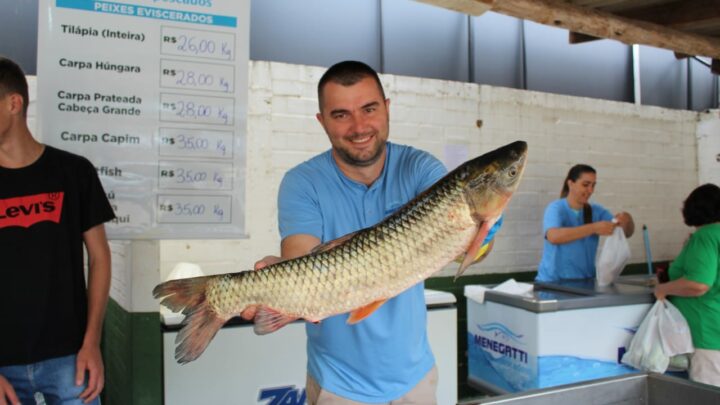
[213,176,472,322]
[154,140,527,363]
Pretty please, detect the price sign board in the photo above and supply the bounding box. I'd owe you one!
[37,0,249,239]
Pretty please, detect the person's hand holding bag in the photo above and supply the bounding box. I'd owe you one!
[596,221,631,286]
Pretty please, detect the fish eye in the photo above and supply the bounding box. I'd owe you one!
[508,167,517,177]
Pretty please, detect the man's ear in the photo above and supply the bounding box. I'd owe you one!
[7,93,25,115]
[316,112,328,133]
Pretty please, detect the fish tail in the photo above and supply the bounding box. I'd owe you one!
[153,276,208,313]
[153,276,227,363]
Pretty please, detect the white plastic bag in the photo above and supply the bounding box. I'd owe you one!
[658,300,694,357]
[621,301,669,373]
[621,300,695,373]
[596,226,631,286]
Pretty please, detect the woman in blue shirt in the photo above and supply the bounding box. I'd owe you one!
[537,164,634,282]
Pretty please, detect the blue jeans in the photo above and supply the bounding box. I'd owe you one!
[0,355,100,405]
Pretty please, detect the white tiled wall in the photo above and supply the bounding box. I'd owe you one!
[25,61,718,312]
[698,112,720,186]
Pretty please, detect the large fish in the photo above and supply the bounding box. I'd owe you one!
[154,140,527,363]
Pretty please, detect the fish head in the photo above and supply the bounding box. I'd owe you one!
[460,140,527,224]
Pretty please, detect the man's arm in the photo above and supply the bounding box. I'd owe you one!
[77,224,111,404]
[253,234,321,269]
[281,234,321,260]
[0,375,19,405]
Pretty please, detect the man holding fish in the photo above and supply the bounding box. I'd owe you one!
[155,61,527,404]
[249,61,505,404]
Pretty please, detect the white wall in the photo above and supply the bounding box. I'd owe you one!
[25,62,717,312]
[697,112,720,186]
[474,86,702,275]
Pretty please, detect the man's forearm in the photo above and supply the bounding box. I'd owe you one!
[84,259,111,347]
[81,224,112,347]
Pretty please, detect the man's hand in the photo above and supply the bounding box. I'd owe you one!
[0,375,19,405]
[240,256,283,320]
[254,255,282,270]
[75,344,104,404]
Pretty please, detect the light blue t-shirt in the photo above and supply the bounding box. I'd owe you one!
[536,198,613,282]
[278,142,501,402]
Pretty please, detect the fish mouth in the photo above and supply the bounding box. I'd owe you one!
[497,140,528,162]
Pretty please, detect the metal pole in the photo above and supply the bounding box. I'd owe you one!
[633,44,641,105]
[643,225,653,275]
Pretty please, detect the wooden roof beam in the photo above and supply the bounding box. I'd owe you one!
[570,0,720,46]
[616,0,720,32]
[569,31,601,44]
[417,0,720,59]
[415,0,491,16]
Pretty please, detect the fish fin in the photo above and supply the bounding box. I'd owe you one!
[153,276,229,364]
[253,307,298,335]
[455,221,493,281]
[174,301,227,364]
[474,239,494,264]
[347,299,387,324]
[310,231,359,254]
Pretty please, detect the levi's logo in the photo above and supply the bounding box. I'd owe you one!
[0,192,64,228]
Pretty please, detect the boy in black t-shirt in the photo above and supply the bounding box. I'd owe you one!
[0,56,115,405]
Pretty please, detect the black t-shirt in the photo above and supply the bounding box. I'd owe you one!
[0,146,115,366]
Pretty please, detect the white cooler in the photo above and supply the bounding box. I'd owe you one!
[162,289,457,404]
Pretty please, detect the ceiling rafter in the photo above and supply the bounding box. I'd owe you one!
[607,0,720,32]
[417,0,720,73]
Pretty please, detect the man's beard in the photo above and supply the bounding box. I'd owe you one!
[335,134,385,167]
